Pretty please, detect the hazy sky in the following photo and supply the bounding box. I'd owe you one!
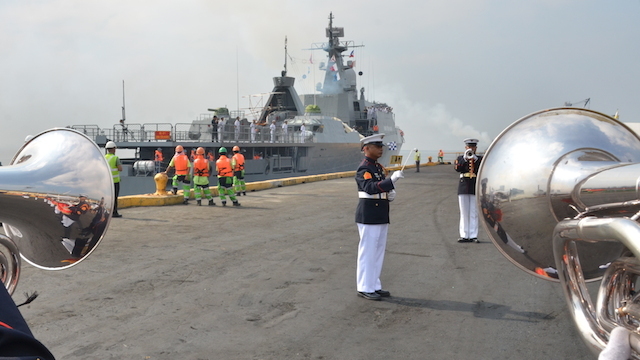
[1,0,639,165]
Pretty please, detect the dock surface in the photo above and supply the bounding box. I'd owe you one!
[16,164,594,359]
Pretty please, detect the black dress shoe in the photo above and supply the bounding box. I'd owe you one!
[471,238,480,243]
[112,213,122,218]
[357,291,381,301]
[457,238,471,243]
[375,289,391,297]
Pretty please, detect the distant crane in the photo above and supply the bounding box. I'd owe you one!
[564,98,591,108]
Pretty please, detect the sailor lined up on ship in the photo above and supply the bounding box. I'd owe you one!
[234,117,241,141]
[217,117,225,142]
[270,120,276,143]
[281,120,289,142]
[250,120,257,143]
[211,115,219,142]
[300,123,306,143]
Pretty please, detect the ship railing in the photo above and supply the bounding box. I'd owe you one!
[69,125,102,140]
[140,123,174,142]
[111,123,143,142]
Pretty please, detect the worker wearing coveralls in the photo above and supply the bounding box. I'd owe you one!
[232,145,246,196]
[193,147,215,206]
[165,145,192,205]
[216,147,240,206]
[355,133,404,301]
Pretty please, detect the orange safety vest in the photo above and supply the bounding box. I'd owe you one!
[216,156,233,177]
[173,154,189,175]
[193,156,210,177]
[155,150,164,162]
[232,153,245,171]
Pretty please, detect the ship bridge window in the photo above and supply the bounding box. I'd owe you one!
[353,102,360,111]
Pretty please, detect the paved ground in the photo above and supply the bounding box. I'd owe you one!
[13,164,595,359]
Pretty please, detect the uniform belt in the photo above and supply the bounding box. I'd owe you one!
[460,173,477,178]
[358,191,388,200]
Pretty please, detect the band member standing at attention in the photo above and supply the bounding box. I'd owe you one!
[355,134,404,301]
[454,138,482,243]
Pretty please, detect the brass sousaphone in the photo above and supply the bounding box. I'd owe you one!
[478,108,640,358]
[0,128,114,294]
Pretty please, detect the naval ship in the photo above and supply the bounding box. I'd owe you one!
[71,13,404,196]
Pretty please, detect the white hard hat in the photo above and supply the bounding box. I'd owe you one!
[105,141,117,149]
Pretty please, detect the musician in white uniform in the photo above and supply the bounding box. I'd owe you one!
[355,134,403,300]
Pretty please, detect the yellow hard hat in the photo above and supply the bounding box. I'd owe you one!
[175,145,184,152]
[196,147,205,155]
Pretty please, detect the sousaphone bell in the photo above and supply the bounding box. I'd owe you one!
[478,108,640,358]
[0,128,114,294]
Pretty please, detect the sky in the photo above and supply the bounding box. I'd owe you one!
[1,0,639,165]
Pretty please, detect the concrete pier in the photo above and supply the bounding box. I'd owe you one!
[15,164,594,359]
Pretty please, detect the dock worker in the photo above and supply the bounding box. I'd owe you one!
[216,147,240,206]
[154,148,164,173]
[232,146,246,196]
[164,145,192,205]
[355,133,404,301]
[414,148,421,172]
[193,147,215,206]
[105,141,122,217]
[454,138,482,243]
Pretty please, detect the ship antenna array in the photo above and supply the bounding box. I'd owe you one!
[119,80,135,141]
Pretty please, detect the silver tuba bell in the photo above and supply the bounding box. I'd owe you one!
[478,107,640,357]
[0,128,114,294]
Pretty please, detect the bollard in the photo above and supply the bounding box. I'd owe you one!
[154,173,169,195]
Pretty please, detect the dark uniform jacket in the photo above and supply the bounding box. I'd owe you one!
[0,286,55,359]
[454,155,483,195]
[355,157,395,224]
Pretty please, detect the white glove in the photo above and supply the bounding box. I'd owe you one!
[599,327,631,360]
[390,170,404,183]
[471,154,478,161]
[388,189,396,202]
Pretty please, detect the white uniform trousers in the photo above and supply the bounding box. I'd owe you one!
[356,223,388,293]
[458,194,478,239]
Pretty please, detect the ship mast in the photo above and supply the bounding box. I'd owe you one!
[283,36,288,77]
